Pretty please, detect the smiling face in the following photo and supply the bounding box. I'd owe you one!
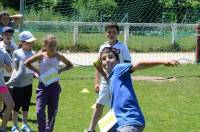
[100,48,119,73]
[2,31,12,44]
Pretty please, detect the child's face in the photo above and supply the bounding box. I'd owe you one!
[45,40,57,52]
[106,28,119,42]
[101,52,118,73]
[0,15,9,26]
[2,32,12,44]
[22,42,34,50]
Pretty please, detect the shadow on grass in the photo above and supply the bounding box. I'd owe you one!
[7,126,38,132]
[18,117,37,124]
[30,102,36,106]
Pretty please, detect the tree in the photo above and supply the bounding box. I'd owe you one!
[72,0,117,22]
[0,0,20,10]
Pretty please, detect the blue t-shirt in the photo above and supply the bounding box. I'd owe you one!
[109,63,145,130]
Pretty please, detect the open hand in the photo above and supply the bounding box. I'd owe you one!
[164,60,180,67]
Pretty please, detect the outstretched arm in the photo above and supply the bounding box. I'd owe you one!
[131,60,180,72]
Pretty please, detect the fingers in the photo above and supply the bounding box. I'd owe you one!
[169,60,180,67]
[95,86,99,93]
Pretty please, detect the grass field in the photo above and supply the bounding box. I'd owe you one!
[6,64,200,132]
[14,31,196,52]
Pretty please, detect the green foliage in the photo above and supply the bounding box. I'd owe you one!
[72,0,117,21]
[24,7,69,21]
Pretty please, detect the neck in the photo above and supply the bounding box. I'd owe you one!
[22,47,29,51]
[46,51,55,57]
[4,41,11,45]
[109,40,118,46]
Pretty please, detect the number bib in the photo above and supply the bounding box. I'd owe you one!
[98,109,117,132]
[39,67,60,86]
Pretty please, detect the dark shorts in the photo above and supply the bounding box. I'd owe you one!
[12,84,32,112]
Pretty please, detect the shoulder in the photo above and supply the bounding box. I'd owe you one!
[55,52,64,60]
[114,63,132,70]
[115,41,127,48]
[34,52,44,59]
[31,50,36,55]
[13,49,19,55]
[113,63,132,75]
[99,41,109,52]
[11,42,18,50]
[0,41,5,48]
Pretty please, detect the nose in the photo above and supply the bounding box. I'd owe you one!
[106,57,110,63]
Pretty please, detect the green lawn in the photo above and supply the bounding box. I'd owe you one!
[13,31,196,52]
[7,64,200,132]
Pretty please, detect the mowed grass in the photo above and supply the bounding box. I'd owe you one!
[14,31,196,52]
[7,64,200,132]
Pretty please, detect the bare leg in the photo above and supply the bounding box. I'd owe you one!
[22,111,28,125]
[12,111,18,126]
[0,93,14,130]
[88,103,104,131]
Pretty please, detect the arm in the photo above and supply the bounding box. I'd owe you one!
[6,60,26,86]
[93,59,108,93]
[131,60,180,72]
[57,53,73,74]
[2,51,12,72]
[3,64,12,73]
[24,53,42,75]
[94,70,101,93]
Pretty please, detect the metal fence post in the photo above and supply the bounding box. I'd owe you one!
[73,24,78,46]
[124,24,129,45]
[20,0,25,32]
[171,23,177,45]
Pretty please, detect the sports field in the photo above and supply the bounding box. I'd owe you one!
[6,64,200,132]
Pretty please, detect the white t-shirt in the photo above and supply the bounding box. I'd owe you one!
[98,41,131,63]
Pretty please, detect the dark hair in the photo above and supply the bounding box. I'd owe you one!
[100,47,119,61]
[0,11,11,26]
[105,22,120,32]
[0,12,9,18]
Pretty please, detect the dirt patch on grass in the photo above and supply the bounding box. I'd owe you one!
[133,76,176,82]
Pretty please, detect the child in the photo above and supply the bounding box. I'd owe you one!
[0,26,18,81]
[94,47,179,132]
[6,31,36,132]
[88,22,131,132]
[0,26,18,118]
[0,11,21,31]
[24,34,73,132]
[0,48,15,132]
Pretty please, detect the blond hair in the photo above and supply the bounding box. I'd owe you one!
[41,34,57,52]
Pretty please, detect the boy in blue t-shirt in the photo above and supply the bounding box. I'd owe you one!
[94,47,179,132]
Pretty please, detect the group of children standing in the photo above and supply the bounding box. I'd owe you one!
[0,11,179,132]
[0,11,73,132]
